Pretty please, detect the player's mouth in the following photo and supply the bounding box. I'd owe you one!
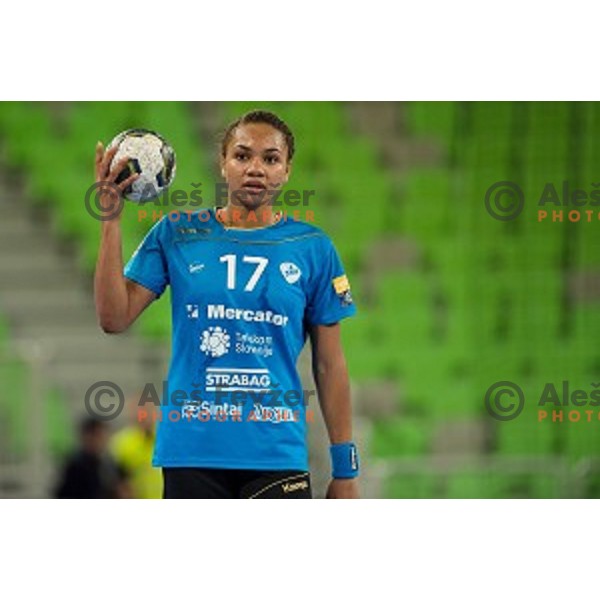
[241,180,267,194]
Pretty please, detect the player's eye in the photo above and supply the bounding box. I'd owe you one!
[265,155,280,164]
[235,152,249,161]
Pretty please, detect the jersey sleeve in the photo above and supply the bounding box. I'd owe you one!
[305,236,357,326]
[124,217,169,297]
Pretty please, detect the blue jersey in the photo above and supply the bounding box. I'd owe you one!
[124,208,356,471]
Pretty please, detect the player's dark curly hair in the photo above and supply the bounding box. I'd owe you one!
[221,110,295,162]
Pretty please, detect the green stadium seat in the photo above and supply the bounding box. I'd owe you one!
[406,101,456,148]
[446,472,561,499]
[370,417,429,458]
[446,473,506,499]
[0,350,74,460]
[386,473,440,499]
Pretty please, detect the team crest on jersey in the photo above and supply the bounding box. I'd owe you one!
[280,262,302,284]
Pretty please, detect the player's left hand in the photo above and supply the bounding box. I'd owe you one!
[326,478,360,499]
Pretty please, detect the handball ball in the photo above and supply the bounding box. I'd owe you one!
[108,128,176,202]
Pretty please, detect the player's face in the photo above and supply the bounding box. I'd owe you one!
[221,123,291,211]
[84,426,109,455]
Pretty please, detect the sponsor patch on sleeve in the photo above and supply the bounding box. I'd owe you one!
[332,274,353,306]
[333,275,350,294]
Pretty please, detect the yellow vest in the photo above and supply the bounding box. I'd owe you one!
[111,427,162,499]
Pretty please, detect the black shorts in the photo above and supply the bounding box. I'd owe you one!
[162,467,312,499]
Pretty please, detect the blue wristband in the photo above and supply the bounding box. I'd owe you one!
[330,442,360,479]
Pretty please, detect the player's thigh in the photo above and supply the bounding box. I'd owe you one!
[162,468,236,499]
[240,471,312,499]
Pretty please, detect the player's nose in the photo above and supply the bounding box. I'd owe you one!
[245,155,265,176]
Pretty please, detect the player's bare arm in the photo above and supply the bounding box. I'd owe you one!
[93,142,154,333]
[309,322,360,499]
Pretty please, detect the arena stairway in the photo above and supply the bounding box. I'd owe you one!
[0,153,170,497]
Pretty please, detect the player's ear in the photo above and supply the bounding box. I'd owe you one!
[283,160,292,184]
[219,156,226,179]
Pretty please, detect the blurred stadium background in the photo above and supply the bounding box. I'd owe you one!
[0,101,598,498]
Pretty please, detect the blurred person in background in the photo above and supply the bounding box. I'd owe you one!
[54,416,131,499]
[110,395,162,499]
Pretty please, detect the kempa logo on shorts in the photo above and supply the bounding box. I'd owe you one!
[280,262,302,284]
[207,304,289,327]
[282,480,308,494]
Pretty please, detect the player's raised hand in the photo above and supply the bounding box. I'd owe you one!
[94,141,139,217]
